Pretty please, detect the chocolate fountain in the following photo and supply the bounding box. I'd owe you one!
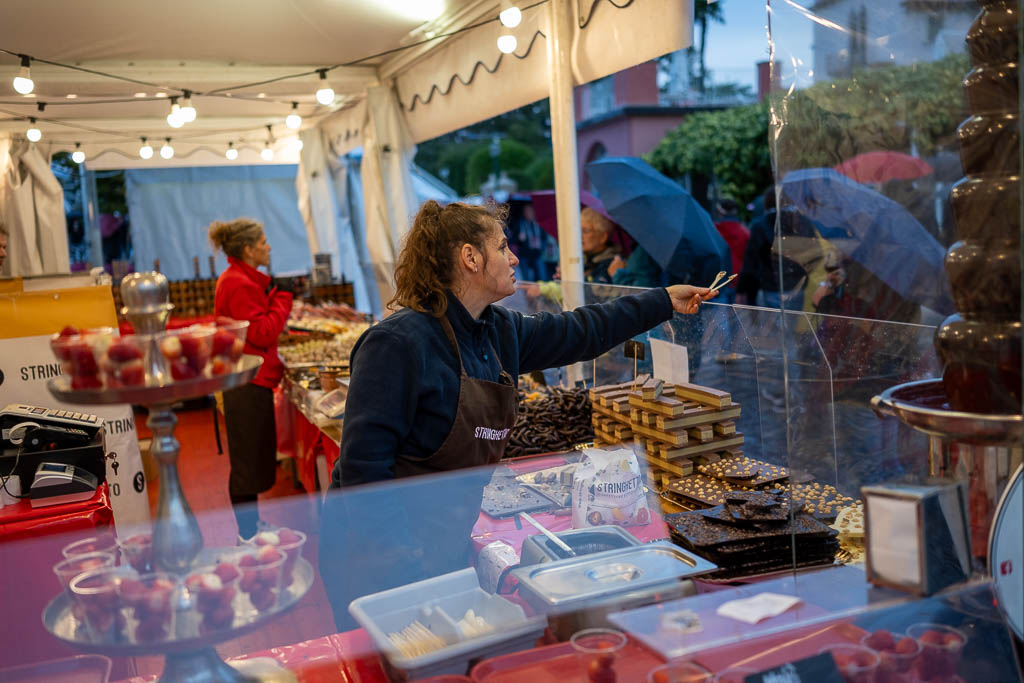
[872,0,1021,568]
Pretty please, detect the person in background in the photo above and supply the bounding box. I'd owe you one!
[208,218,295,541]
[608,245,663,288]
[737,187,816,309]
[514,204,546,281]
[714,198,750,301]
[581,207,620,283]
[0,225,7,273]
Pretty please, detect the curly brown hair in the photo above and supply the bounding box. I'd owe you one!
[208,218,264,260]
[388,200,509,317]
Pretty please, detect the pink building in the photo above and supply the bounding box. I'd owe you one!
[574,61,722,191]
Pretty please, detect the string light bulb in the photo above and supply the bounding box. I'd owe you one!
[315,69,334,105]
[26,117,41,142]
[499,4,522,28]
[71,143,85,164]
[139,137,153,159]
[497,34,518,54]
[261,143,274,161]
[285,102,302,129]
[179,91,197,123]
[160,138,174,159]
[13,55,34,95]
[225,142,238,160]
[166,97,184,128]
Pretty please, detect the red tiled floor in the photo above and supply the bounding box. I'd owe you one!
[131,403,337,678]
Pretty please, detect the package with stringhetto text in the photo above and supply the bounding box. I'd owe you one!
[572,447,650,528]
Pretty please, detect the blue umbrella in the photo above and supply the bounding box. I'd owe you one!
[780,168,953,313]
[585,157,730,286]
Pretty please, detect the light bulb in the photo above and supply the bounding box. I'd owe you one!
[72,147,85,164]
[139,142,153,159]
[180,96,197,123]
[13,57,33,95]
[26,126,41,142]
[160,142,174,159]
[261,146,274,161]
[497,34,518,54]
[499,6,522,28]
[286,102,302,129]
[292,138,304,152]
[226,146,238,160]
[316,70,334,105]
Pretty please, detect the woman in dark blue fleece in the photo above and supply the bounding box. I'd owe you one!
[320,200,712,629]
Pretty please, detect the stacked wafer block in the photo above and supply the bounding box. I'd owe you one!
[590,376,743,491]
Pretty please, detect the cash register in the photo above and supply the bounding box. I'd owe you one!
[1,404,106,505]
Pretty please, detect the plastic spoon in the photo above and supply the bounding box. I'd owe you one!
[519,512,576,557]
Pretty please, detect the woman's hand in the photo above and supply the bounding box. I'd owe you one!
[666,284,716,314]
[607,255,627,277]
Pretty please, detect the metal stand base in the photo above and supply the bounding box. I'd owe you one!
[161,647,253,683]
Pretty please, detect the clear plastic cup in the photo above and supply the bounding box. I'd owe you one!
[119,533,154,573]
[70,566,134,641]
[62,534,120,559]
[210,319,249,375]
[185,562,242,635]
[156,326,216,381]
[713,667,757,683]
[571,628,627,683]
[237,547,286,612]
[819,644,880,683]
[54,552,115,590]
[102,335,147,387]
[907,623,967,680]
[860,631,921,674]
[50,327,117,390]
[247,528,307,588]
[647,660,714,683]
[117,572,177,642]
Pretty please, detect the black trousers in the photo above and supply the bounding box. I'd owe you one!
[222,383,277,497]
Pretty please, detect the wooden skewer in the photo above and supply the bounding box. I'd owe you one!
[709,273,738,293]
[708,270,727,291]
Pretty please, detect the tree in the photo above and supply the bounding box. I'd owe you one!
[414,99,552,195]
[693,0,726,94]
[647,101,772,213]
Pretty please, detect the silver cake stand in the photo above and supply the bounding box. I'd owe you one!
[43,354,314,682]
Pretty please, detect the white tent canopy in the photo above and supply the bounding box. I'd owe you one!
[0,0,692,303]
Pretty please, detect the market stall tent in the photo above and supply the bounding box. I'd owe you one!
[0,0,692,305]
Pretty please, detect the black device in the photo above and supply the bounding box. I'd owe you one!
[0,404,106,493]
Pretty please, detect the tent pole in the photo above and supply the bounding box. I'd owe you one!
[546,0,584,307]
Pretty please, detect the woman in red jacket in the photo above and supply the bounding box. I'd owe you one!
[209,218,293,540]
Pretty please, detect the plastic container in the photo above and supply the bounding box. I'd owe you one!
[237,546,286,612]
[69,567,135,641]
[62,534,119,560]
[208,319,249,375]
[818,644,880,683]
[646,660,713,683]
[860,630,921,674]
[49,327,118,390]
[184,563,242,635]
[571,628,627,683]
[157,326,216,381]
[116,572,177,642]
[53,552,115,590]
[119,533,153,573]
[245,527,307,588]
[350,568,547,681]
[906,622,967,680]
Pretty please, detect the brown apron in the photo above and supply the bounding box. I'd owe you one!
[321,315,518,629]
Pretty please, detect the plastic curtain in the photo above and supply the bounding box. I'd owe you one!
[0,140,70,276]
[124,165,310,281]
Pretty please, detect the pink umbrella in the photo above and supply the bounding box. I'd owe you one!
[528,189,634,255]
[834,151,934,184]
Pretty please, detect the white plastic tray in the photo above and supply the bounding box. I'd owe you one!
[349,568,546,680]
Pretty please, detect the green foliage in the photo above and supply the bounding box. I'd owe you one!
[465,138,536,194]
[774,52,970,171]
[414,99,552,196]
[647,101,772,211]
[647,53,972,210]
